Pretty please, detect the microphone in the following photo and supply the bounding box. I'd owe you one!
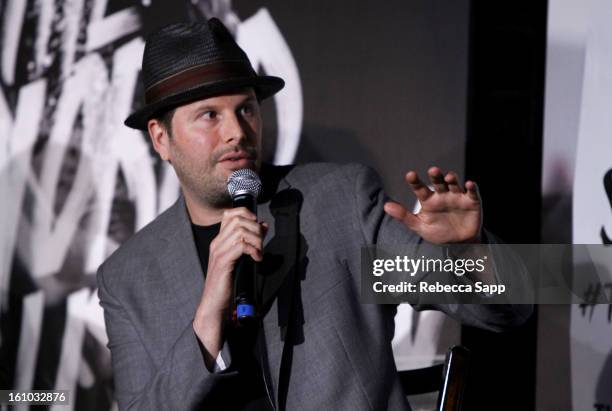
[226,169,262,324]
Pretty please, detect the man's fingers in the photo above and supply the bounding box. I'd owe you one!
[384,202,419,231]
[444,171,464,193]
[239,240,264,262]
[216,228,264,262]
[220,215,263,239]
[405,171,433,202]
[212,218,266,262]
[217,240,263,265]
[428,167,448,193]
[220,207,257,229]
[222,207,257,219]
[230,227,264,253]
[465,180,481,202]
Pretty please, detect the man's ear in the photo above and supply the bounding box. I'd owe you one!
[147,119,170,162]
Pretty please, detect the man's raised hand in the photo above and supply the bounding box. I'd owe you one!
[383,167,482,244]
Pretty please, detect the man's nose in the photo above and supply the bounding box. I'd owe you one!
[221,113,247,145]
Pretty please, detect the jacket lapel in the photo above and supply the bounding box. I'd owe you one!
[257,170,304,408]
[156,197,205,327]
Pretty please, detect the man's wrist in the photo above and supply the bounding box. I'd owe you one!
[193,306,226,338]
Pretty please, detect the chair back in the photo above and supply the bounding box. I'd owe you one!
[398,345,471,411]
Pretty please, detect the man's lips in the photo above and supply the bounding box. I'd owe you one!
[218,151,254,162]
[217,151,256,169]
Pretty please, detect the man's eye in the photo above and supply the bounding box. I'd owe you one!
[201,111,217,120]
[240,105,254,116]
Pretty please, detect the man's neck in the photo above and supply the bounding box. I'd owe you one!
[182,190,226,226]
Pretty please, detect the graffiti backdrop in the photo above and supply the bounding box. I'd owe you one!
[0,1,470,409]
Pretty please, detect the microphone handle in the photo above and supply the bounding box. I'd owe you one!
[232,193,257,324]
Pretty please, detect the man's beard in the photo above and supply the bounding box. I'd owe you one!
[197,173,232,208]
[171,143,258,210]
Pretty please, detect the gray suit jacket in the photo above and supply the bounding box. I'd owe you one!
[97,163,531,410]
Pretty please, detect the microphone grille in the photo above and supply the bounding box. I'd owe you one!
[226,169,262,198]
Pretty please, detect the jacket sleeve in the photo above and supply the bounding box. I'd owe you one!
[97,263,236,410]
[351,164,533,331]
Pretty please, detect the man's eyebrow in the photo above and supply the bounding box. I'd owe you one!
[239,96,257,105]
[190,101,218,112]
[190,96,257,112]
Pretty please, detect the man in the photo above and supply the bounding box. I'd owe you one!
[97,18,531,410]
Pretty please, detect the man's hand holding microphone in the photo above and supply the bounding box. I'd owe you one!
[192,169,265,370]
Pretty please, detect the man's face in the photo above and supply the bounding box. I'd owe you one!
[156,88,262,209]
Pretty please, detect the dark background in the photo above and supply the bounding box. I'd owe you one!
[463,1,546,409]
[235,0,470,208]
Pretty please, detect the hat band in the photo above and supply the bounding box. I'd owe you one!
[144,61,256,105]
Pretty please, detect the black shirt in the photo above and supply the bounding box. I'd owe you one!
[191,223,273,411]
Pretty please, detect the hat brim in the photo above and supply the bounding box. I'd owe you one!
[124,75,285,130]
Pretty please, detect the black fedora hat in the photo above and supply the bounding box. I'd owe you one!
[125,18,285,130]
